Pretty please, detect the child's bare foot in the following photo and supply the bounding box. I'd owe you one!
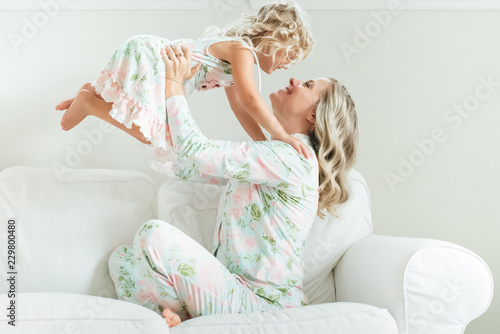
[162,308,181,328]
[56,97,75,111]
[55,83,102,111]
[60,90,93,131]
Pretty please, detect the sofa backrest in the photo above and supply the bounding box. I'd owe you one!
[0,166,157,299]
[158,168,373,305]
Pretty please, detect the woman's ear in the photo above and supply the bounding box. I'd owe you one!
[306,113,316,125]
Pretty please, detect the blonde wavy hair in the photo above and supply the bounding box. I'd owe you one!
[205,0,313,65]
[310,78,359,219]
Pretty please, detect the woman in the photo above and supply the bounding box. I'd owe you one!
[102,45,358,328]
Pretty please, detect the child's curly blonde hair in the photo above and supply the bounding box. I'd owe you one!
[206,0,313,65]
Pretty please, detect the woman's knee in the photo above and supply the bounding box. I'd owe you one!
[133,219,177,252]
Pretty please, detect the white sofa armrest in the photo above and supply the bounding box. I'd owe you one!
[334,234,493,334]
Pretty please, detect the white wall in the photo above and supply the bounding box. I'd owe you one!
[0,7,498,333]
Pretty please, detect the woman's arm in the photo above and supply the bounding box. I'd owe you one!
[224,86,267,141]
[161,45,314,190]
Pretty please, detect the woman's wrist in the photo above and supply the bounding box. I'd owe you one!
[165,80,185,99]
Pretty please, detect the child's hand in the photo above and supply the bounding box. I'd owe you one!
[281,135,314,160]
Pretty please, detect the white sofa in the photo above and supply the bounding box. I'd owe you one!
[0,166,493,334]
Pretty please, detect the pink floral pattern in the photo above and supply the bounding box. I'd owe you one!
[163,96,319,309]
[109,220,283,320]
[91,34,257,176]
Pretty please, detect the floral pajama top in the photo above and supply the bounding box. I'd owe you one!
[164,95,319,309]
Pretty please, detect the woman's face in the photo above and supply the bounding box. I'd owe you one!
[270,77,330,121]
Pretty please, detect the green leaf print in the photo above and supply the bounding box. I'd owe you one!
[237,218,248,229]
[135,53,141,64]
[286,258,293,269]
[278,287,289,296]
[268,294,281,302]
[122,290,132,298]
[234,170,251,182]
[261,193,273,215]
[285,217,301,232]
[124,44,132,56]
[199,64,208,80]
[262,235,277,253]
[224,66,232,75]
[277,182,289,189]
[243,253,262,263]
[138,222,159,236]
[178,263,196,278]
[301,183,315,197]
[140,74,148,82]
[130,73,139,81]
[277,189,301,206]
[250,203,262,221]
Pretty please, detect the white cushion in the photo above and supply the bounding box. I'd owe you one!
[0,167,157,298]
[173,302,398,334]
[158,168,373,306]
[158,176,222,252]
[302,169,373,304]
[0,292,168,333]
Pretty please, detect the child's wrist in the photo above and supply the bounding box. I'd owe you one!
[274,130,290,141]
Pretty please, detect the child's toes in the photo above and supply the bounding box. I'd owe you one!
[56,99,74,111]
[162,309,181,328]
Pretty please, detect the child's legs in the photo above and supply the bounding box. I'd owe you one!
[86,94,151,144]
[82,82,104,100]
[134,220,281,320]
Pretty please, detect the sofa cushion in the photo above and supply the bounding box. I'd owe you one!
[158,168,373,305]
[0,167,157,298]
[302,169,373,304]
[173,301,398,334]
[0,292,168,333]
[0,293,398,334]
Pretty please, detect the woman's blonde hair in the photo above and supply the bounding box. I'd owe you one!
[205,0,313,65]
[310,78,359,219]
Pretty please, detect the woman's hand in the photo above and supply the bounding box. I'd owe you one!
[161,45,201,96]
[280,135,314,160]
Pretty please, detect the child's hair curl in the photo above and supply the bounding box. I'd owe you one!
[205,0,313,66]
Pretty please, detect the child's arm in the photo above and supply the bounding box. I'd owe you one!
[226,43,312,159]
[224,86,267,141]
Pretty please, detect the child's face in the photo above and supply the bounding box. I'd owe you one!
[258,48,294,74]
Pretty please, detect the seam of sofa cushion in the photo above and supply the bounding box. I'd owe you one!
[178,307,391,328]
[0,317,165,322]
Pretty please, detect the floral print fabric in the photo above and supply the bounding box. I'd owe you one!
[91,34,261,175]
[108,220,282,320]
[163,96,319,309]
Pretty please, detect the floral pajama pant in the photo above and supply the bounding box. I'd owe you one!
[108,219,282,321]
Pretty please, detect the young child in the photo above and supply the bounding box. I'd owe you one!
[56,0,314,172]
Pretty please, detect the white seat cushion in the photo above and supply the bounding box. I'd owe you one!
[173,302,398,334]
[0,292,168,333]
[157,168,373,306]
[0,293,398,334]
[0,167,157,298]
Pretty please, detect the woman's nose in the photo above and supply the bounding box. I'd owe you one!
[290,78,298,86]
